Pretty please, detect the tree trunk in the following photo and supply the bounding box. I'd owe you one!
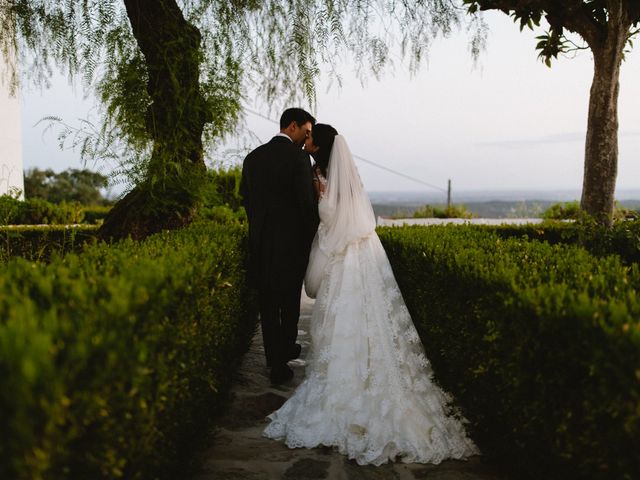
[580,14,628,225]
[98,0,211,241]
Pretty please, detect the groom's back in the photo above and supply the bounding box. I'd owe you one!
[242,136,302,214]
[241,135,317,289]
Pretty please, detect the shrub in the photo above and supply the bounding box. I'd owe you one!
[542,201,583,220]
[198,205,247,225]
[487,219,640,265]
[0,196,87,225]
[612,201,639,221]
[543,201,638,222]
[0,225,98,263]
[378,225,640,480]
[0,222,256,480]
[195,167,246,224]
[204,166,243,211]
[81,205,112,225]
[412,203,474,219]
[0,195,27,224]
[18,199,84,225]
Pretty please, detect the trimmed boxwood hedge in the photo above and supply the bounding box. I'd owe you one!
[81,205,112,225]
[0,225,98,262]
[0,222,257,480]
[378,225,640,480]
[487,220,640,265]
[0,196,112,226]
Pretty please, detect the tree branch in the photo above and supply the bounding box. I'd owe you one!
[542,1,605,47]
[564,37,589,52]
[625,0,640,27]
[471,0,605,46]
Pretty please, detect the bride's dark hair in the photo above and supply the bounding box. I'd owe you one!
[311,123,338,176]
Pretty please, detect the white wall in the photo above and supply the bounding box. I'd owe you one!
[0,49,24,199]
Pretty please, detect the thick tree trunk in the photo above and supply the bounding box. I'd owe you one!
[99,0,211,241]
[580,14,628,225]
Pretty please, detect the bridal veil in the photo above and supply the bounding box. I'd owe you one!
[305,135,377,297]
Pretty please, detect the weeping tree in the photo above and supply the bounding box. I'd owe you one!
[463,0,640,224]
[0,0,483,240]
[2,0,243,239]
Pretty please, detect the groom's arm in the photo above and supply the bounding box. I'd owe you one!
[293,151,319,242]
[240,155,252,215]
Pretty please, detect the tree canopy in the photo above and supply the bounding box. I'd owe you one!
[2,0,480,162]
[23,168,110,205]
[463,1,639,64]
[1,0,485,238]
[462,1,640,223]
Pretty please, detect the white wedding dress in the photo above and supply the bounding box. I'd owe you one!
[263,136,479,465]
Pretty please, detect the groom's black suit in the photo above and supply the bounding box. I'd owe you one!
[240,135,319,369]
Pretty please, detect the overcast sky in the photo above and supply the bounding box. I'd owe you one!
[19,11,640,195]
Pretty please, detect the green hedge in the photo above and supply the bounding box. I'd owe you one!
[0,195,112,226]
[0,222,257,480]
[0,225,98,262]
[195,167,246,224]
[487,220,640,265]
[204,166,243,212]
[378,225,640,480]
[412,203,474,219]
[81,205,112,225]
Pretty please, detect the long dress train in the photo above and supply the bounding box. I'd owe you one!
[263,135,478,465]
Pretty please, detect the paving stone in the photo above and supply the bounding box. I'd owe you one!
[219,392,288,430]
[413,472,490,480]
[197,292,508,480]
[316,445,336,456]
[205,429,298,463]
[283,458,331,479]
[344,459,400,480]
[409,459,503,480]
[199,468,270,480]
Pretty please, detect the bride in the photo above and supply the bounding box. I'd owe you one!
[263,124,479,466]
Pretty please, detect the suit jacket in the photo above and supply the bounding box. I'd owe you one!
[240,136,320,291]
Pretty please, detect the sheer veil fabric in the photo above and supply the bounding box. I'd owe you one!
[304,135,376,298]
[264,135,479,465]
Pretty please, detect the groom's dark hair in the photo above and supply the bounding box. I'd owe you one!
[280,108,316,129]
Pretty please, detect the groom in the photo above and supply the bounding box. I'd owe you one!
[240,108,319,385]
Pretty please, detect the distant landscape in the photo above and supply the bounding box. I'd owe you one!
[369,189,640,218]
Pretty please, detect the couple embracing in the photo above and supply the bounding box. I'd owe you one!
[240,108,478,466]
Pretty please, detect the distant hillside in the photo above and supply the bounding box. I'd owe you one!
[372,198,640,219]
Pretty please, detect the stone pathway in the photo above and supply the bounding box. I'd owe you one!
[195,294,506,480]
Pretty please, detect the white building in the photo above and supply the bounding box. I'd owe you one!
[0,47,24,199]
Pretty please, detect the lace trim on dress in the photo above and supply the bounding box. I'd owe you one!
[264,233,479,465]
[268,135,478,465]
[313,165,328,200]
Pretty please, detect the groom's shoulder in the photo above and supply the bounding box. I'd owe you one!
[249,137,283,153]
[244,140,273,160]
[253,137,300,157]
[244,138,305,171]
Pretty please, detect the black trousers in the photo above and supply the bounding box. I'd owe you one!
[259,286,301,368]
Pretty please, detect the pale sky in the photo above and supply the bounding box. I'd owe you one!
[18,11,640,195]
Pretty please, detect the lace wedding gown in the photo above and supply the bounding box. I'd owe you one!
[263,136,478,466]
